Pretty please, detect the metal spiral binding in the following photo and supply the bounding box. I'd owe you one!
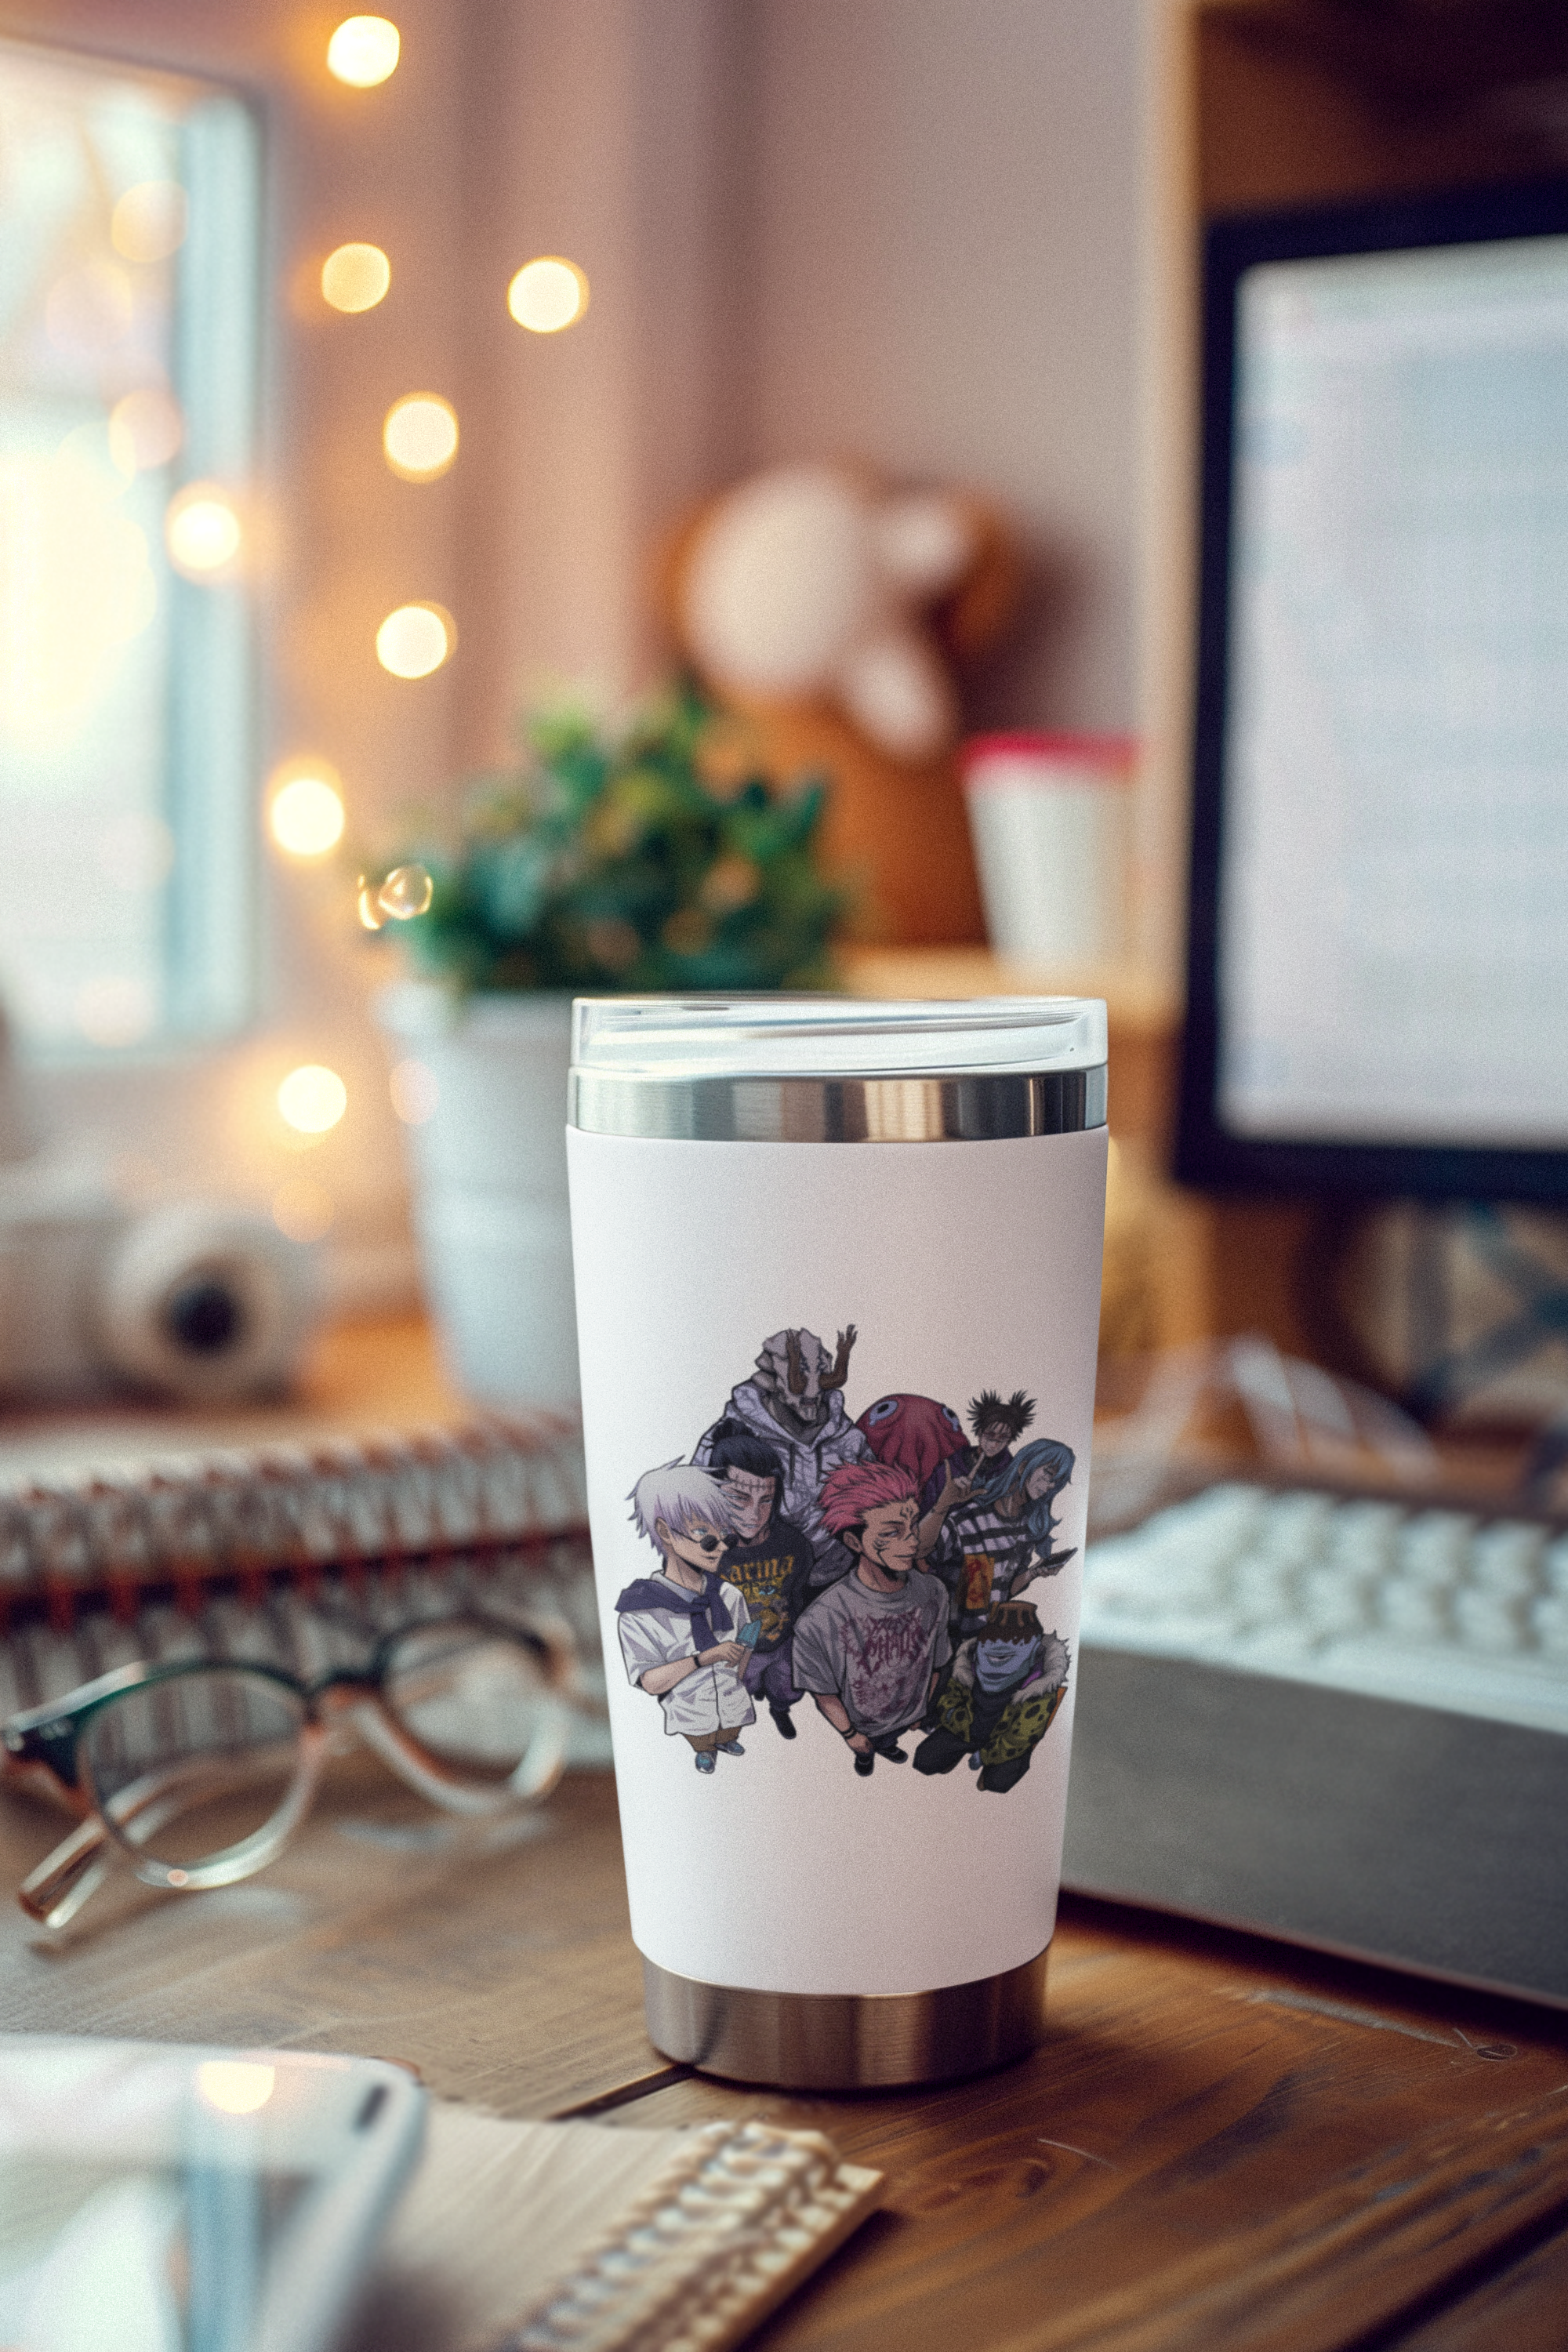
[0,1419,603,1730]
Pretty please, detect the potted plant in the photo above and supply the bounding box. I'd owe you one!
[367,682,844,1410]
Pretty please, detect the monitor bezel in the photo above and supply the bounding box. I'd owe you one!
[1177,176,1568,1204]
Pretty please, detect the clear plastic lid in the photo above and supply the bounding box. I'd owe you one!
[570,995,1106,1080]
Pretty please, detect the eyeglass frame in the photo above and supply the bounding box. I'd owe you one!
[1,1610,580,1931]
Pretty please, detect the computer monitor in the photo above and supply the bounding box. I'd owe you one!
[1178,180,1568,1204]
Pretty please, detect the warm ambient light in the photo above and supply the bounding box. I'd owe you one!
[376,602,453,678]
[389,1057,439,1125]
[165,483,241,577]
[196,2061,276,2116]
[272,1175,335,1243]
[278,1064,348,1135]
[506,256,589,334]
[327,16,401,86]
[269,765,346,858]
[46,260,132,355]
[111,180,187,264]
[383,394,458,481]
[109,387,184,474]
[321,242,390,314]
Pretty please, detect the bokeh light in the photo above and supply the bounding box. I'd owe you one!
[506,256,589,334]
[376,602,452,678]
[165,482,242,578]
[108,387,184,474]
[278,1064,348,1135]
[269,764,346,858]
[327,16,401,86]
[272,1175,336,1243]
[377,862,433,918]
[390,1057,439,1124]
[383,394,458,481]
[321,242,390,314]
[111,180,188,263]
[196,2062,275,2116]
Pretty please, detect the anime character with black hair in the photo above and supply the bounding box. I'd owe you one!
[704,1418,815,1740]
[695,1326,871,1575]
[790,1461,951,1778]
[913,1601,1069,1793]
[615,1461,753,1774]
[964,1388,1036,1475]
[920,1436,1076,1635]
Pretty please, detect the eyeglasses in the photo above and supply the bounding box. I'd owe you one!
[1,1613,578,1929]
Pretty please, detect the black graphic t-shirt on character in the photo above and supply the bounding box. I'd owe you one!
[719,1514,815,1653]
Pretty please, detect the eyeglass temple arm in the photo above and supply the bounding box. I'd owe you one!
[19,1814,113,1930]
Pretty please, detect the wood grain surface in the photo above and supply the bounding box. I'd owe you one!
[0,1765,652,2117]
[5,1756,1568,2351]
[601,1900,1568,2352]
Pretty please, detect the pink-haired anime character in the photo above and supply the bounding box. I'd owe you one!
[789,1461,952,1779]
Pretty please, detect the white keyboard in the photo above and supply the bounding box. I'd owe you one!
[1080,1483,1568,1737]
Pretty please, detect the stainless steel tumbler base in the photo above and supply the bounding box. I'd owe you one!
[642,1947,1051,2090]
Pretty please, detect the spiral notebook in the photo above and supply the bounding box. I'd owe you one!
[0,1430,884,2350]
[350,2103,883,2352]
[0,1416,607,1737]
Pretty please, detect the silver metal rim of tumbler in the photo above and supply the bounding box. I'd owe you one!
[568,1065,1107,1143]
[641,1948,1051,2089]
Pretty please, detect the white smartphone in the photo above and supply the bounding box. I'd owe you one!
[0,2035,426,2352]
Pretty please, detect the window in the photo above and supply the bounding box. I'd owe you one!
[0,35,259,1056]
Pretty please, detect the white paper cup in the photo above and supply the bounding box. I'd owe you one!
[961,733,1136,964]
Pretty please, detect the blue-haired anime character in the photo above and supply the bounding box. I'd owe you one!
[918,1435,1076,1634]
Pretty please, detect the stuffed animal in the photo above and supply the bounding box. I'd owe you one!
[662,463,1019,944]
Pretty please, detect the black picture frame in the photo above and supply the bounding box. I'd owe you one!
[1176,176,1568,1205]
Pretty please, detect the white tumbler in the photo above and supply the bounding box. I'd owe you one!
[566,996,1107,2088]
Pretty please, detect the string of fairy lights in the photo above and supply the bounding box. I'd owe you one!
[264,15,589,1193]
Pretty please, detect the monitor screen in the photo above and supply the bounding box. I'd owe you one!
[1179,183,1568,1201]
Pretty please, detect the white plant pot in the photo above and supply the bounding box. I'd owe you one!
[376,985,580,1410]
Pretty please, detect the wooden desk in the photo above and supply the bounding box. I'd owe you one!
[5,1763,1568,2352]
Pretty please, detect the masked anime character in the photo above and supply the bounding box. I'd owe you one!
[695,1327,871,1570]
[855,1392,971,1514]
[920,1436,1076,1635]
[913,1602,1069,1793]
[704,1419,815,1740]
[790,1461,951,1778]
[615,1461,753,1774]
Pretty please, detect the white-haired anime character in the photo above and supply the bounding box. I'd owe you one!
[615,1461,755,1774]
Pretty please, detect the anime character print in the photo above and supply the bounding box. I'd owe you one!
[620,1325,1073,1795]
[616,1462,755,1773]
[704,1419,815,1740]
[921,1437,1076,1637]
[790,1462,951,1778]
[855,1392,970,1513]
[695,1327,870,1577]
[913,1602,1069,1794]
[960,1388,1036,1482]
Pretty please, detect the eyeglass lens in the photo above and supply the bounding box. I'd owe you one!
[380,1621,561,1787]
[81,1668,309,1873]
[75,1626,564,1875]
